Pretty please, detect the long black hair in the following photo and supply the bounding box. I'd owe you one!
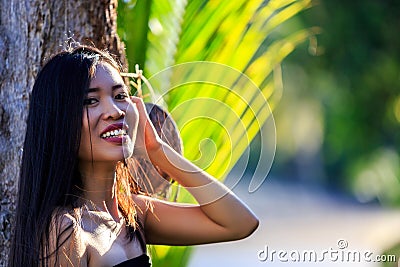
[9,46,144,266]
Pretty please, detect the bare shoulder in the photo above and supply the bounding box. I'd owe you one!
[50,208,78,233]
[47,208,88,266]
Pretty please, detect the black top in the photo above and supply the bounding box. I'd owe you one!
[113,254,151,267]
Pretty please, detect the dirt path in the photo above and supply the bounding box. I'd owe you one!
[187,177,400,267]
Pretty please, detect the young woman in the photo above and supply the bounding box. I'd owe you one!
[9,46,258,266]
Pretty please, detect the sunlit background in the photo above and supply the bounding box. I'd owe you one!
[117,0,400,266]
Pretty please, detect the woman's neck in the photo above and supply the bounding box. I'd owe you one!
[79,161,121,221]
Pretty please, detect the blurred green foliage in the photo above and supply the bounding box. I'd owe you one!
[273,0,400,206]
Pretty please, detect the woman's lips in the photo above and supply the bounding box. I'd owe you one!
[100,123,128,144]
[100,122,125,135]
[102,136,124,144]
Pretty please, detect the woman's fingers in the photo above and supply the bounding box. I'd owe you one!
[130,96,148,122]
[130,96,162,153]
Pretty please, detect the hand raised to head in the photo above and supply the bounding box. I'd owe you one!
[130,96,163,157]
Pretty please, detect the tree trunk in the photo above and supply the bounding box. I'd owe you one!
[0,1,126,264]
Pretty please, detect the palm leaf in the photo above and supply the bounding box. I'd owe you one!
[118,0,316,266]
[159,0,315,181]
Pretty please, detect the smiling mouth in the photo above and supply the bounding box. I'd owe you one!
[100,122,129,140]
[101,128,127,139]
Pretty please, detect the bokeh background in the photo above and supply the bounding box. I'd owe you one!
[117,0,400,266]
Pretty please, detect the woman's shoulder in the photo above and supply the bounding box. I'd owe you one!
[49,207,86,250]
[47,207,88,265]
[50,207,81,231]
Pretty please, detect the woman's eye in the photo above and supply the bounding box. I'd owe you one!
[115,93,128,100]
[83,98,98,106]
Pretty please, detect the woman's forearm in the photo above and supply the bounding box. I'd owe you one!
[148,142,259,237]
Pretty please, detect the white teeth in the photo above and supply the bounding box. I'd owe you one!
[101,128,127,138]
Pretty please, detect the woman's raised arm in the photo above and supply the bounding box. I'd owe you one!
[131,97,259,245]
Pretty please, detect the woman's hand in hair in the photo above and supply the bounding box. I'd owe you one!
[130,96,163,158]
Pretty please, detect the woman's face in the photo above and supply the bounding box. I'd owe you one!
[78,62,139,164]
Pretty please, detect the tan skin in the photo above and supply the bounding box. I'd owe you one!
[53,62,259,266]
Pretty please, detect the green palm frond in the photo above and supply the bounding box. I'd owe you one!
[118,0,316,265]
[162,0,315,180]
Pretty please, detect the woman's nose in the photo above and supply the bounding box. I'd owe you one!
[102,100,125,120]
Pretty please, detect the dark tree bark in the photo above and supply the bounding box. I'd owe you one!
[0,1,126,264]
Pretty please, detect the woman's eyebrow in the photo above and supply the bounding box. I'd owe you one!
[87,87,100,93]
[87,83,125,93]
[111,84,125,91]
